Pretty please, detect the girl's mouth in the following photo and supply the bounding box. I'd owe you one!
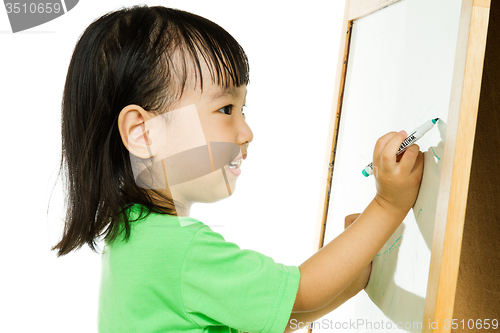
[227,159,242,176]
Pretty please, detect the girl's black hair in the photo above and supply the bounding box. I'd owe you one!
[51,5,249,257]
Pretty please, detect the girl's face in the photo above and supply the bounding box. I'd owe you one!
[167,62,252,215]
[119,59,253,216]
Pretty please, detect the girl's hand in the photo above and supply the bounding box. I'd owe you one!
[372,131,424,218]
[344,214,372,291]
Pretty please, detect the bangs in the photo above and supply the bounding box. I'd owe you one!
[157,7,249,101]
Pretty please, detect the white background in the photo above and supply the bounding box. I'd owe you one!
[0,1,347,332]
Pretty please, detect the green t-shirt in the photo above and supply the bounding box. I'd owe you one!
[98,204,300,333]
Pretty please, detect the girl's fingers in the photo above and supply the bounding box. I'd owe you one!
[412,150,424,176]
[398,144,420,174]
[379,130,407,172]
[374,132,398,171]
[374,132,398,157]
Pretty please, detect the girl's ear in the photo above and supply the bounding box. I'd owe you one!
[118,104,157,159]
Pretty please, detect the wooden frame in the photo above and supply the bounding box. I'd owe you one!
[313,0,498,331]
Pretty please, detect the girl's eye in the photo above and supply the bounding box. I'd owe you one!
[217,105,232,115]
[217,105,246,119]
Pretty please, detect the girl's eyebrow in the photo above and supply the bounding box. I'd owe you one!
[210,87,235,100]
[209,86,247,100]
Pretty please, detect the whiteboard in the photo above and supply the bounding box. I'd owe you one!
[317,0,464,331]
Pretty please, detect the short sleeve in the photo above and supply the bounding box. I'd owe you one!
[180,225,300,333]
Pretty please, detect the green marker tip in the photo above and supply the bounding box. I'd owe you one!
[362,169,369,177]
[432,118,439,124]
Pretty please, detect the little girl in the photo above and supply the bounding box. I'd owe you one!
[52,5,423,333]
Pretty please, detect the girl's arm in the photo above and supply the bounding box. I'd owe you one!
[283,213,369,332]
[291,131,423,313]
[284,261,371,332]
[293,198,404,312]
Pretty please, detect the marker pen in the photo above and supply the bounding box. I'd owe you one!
[362,118,440,177]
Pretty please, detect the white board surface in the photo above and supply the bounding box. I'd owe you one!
[315,0,464,332]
